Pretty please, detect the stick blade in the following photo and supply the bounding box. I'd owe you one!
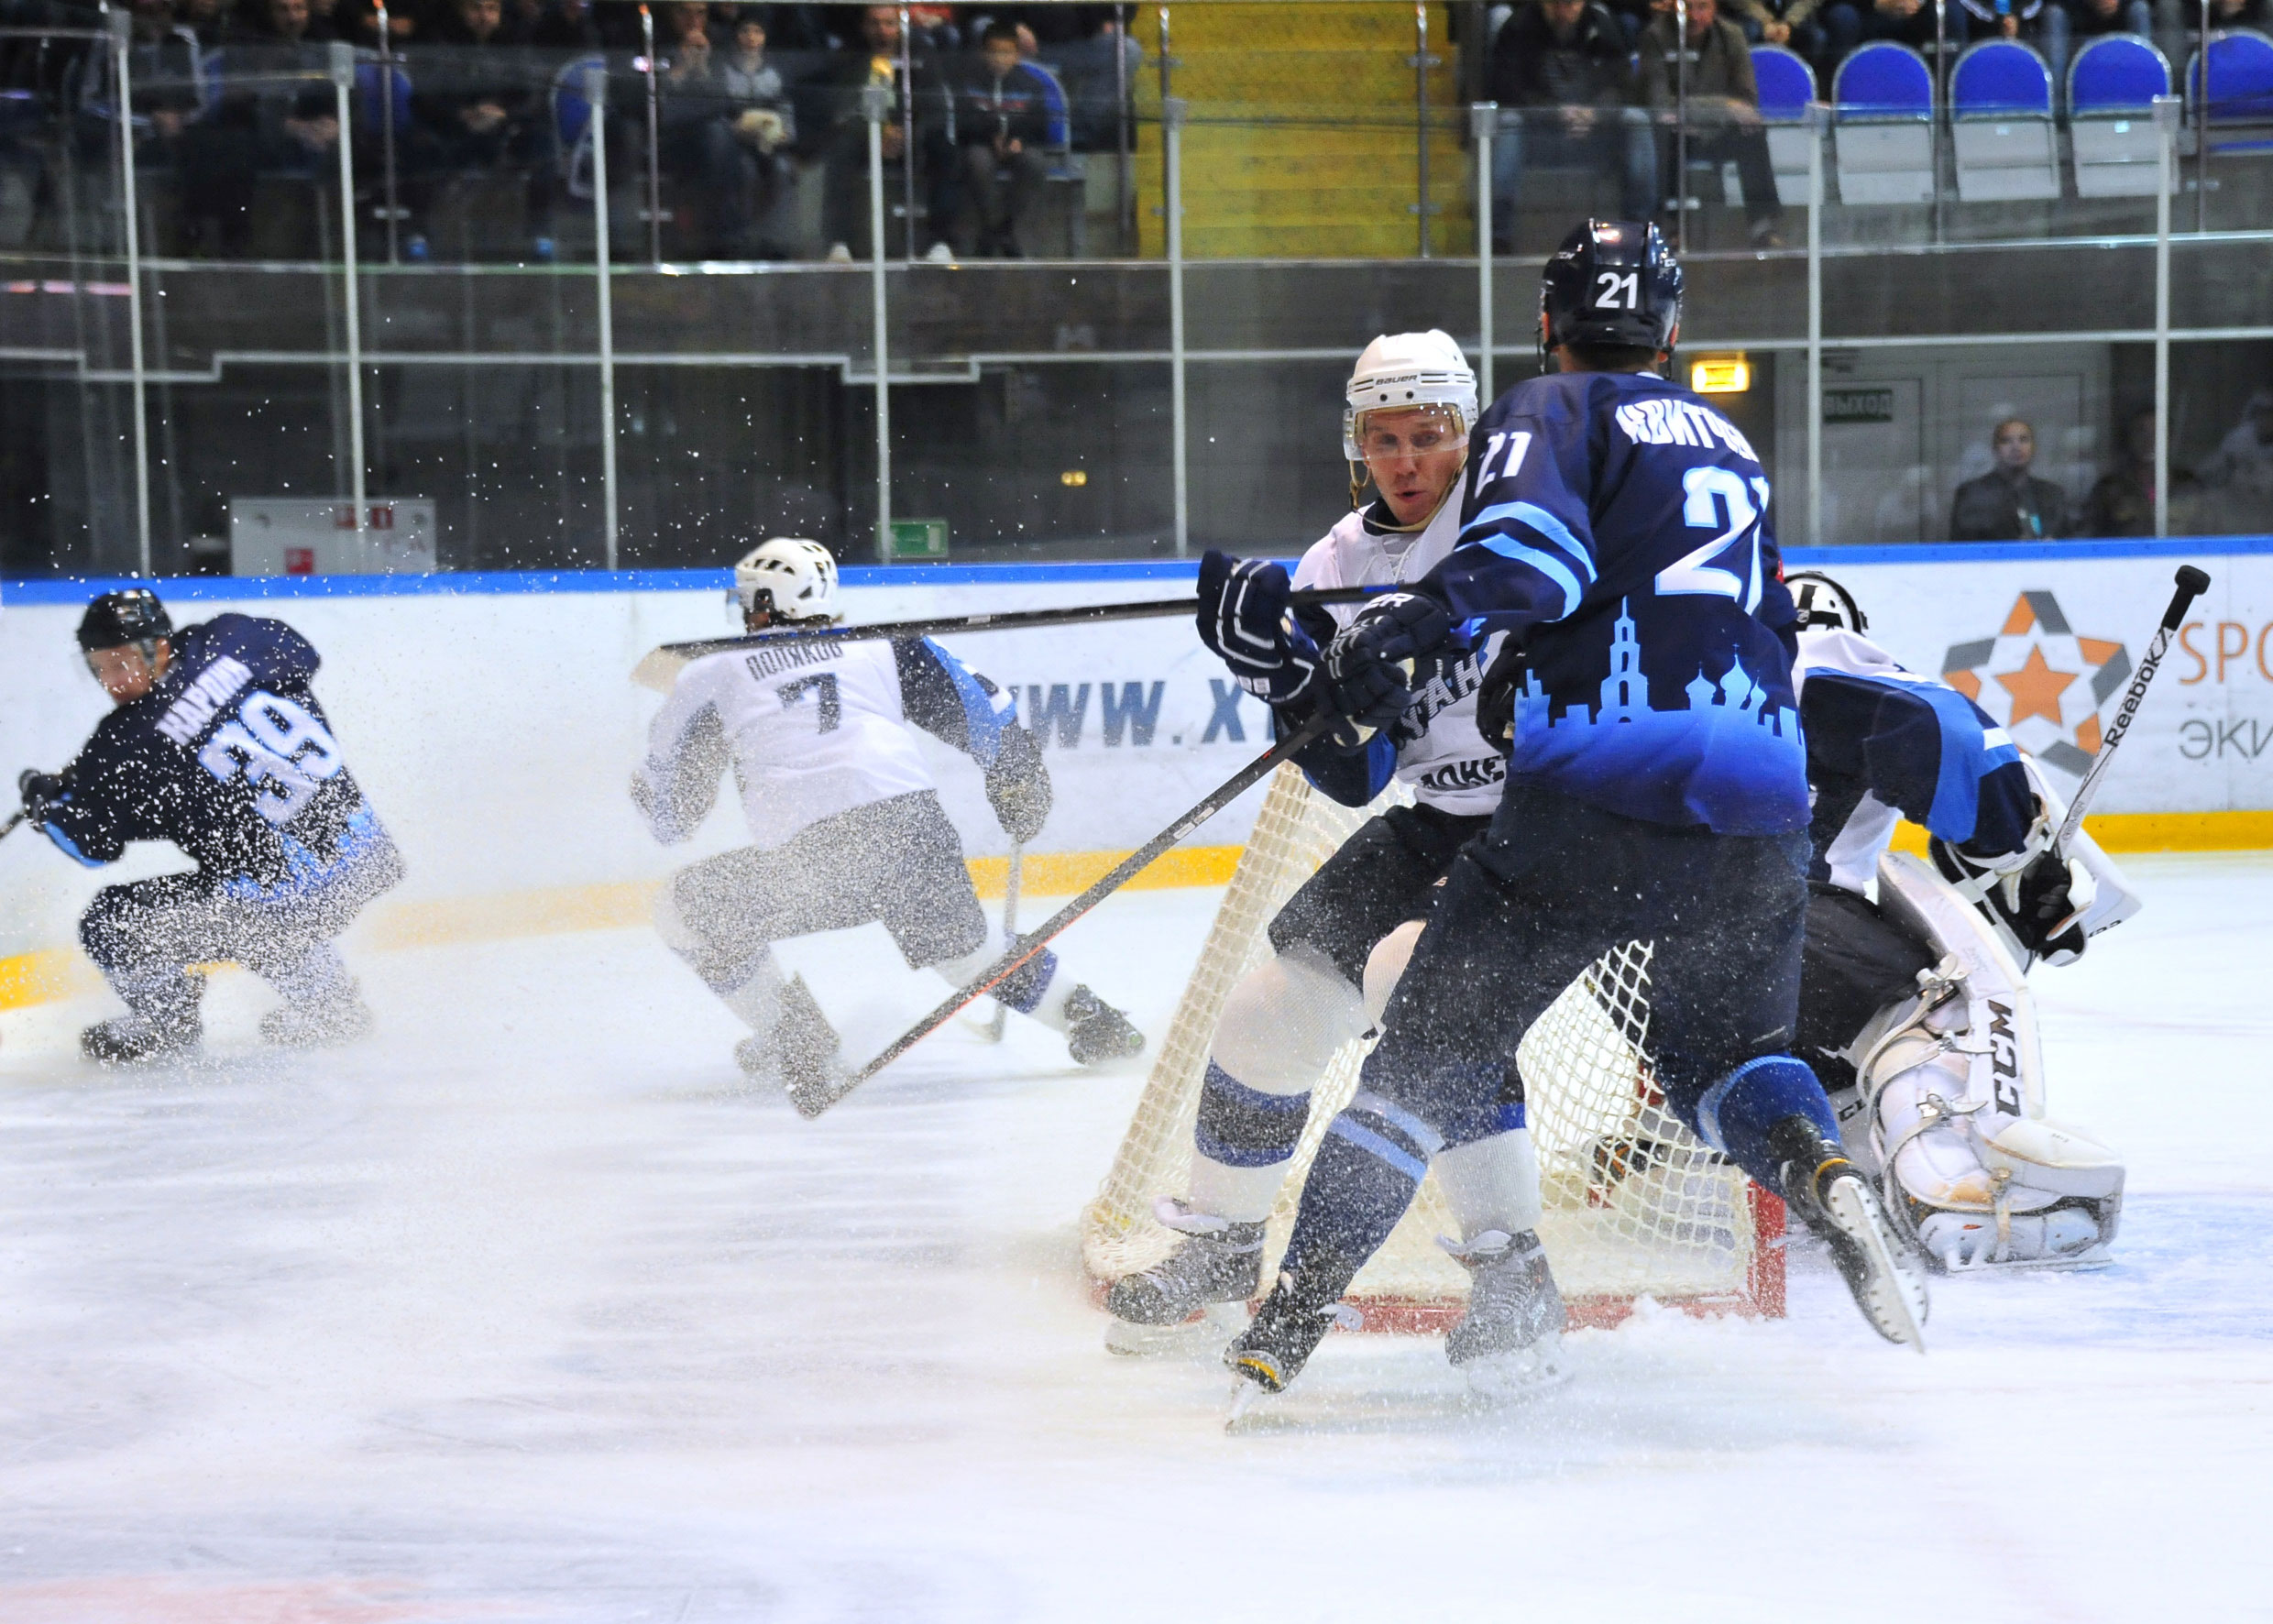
[631,646,688,694]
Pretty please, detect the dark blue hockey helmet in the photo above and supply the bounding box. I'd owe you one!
[76,587,171,653]
[1539,218,1684,362]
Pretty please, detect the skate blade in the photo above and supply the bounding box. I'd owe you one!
[1932,1243,2115,1275]
[1104,1300,1249,1360]
[1457,1335,1576,1403]
[1224,1375,1282,1432]
[1827,1179,1930,1353]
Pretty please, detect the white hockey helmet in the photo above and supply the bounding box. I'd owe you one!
[1785,570,1868,634]
[735,537,841,624]
[1342,329,1480,460]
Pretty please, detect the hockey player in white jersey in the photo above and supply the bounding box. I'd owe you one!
[1104,333,1565,1386]
[1784,571,2137,1270]
[634,539,1145,1110]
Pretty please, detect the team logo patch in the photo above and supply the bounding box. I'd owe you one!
[1941,591,2130,778]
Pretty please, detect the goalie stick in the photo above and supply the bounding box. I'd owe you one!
[2054,564,2211,852]
[631,586,1380,692]
[785,709,1339,1119]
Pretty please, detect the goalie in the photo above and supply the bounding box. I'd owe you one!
[633,540,1145,1109]
[1785,571,2136,1270]
[1104,333,1560,1379]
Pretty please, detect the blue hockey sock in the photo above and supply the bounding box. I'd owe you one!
[1194,1062,1311,1169]
[1279,1090,1439,1282]
[989,945,1061,1015]
[1689,1055,1842,1190]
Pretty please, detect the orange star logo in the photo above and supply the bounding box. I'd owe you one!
[1993,644,2078,728]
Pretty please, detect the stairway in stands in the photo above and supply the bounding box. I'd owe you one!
[1134,4,1470,259]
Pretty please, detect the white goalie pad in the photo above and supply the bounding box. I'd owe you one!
[1836,852,2125,1271]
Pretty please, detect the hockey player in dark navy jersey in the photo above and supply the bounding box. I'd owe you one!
[16,589,402,1064]
[1224,222,1929,1397]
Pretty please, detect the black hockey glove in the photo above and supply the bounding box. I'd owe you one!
[16,769,63,822]
[1930,834,2094,966]
[1474,638,1531,754]
[1195,550,1321,706]
[1324,593,1453,735]
[985,725,1053,845]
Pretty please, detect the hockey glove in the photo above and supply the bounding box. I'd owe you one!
[16,769,63,823]
[1474,638,1531,754]
[1930,833,2097,967]
[1324,593,1453,736]
[1196,550,1321,706]
[984,725,1053,845]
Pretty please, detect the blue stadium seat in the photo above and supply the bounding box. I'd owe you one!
[552,56,607,202]
[355,61,412,138]
[2187,27,2273,153]
[1751,44,1819,204]
[1950,39,2059,200]
[2069,35,2172,196]
[1832,41,1936,203]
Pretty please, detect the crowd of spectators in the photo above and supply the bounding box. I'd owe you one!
[0,0,2259,262]
[1946,394,2273,540]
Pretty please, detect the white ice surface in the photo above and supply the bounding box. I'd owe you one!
[1,857,2268,1622]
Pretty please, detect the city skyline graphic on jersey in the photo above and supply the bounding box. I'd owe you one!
[1511,600,1802,738]
[1941,591,2130,780]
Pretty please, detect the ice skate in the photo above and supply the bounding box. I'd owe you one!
[1441,1229,1573,1398]
[1103,1199,1262,1356]
[1773,1118,1929,1351]
[1224,1256,1355,1401]
[756,975,858,1119]
[1062,984,1145,1067]
[81,1011,201,1066]
[258,992,375,1049]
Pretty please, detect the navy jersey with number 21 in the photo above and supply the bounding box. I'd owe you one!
[1413,368,1809,836]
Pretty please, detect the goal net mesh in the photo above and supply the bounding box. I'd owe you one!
[1081,765,1782,1326]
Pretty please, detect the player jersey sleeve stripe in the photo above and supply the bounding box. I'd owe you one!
[895,637,1014,766]
[1805,668,2026,847]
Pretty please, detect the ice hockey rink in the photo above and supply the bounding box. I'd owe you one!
[1,853,2267,1624]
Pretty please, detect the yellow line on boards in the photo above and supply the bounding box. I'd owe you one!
[5,811,2268,1015]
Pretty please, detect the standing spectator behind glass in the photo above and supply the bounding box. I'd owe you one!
[2193,388,2273,535]
[1641,0,1787,247]
[807,4,948,262]
[2081,410,2202,536]
[1950,418,2068,540]
[1486,0,1656,253]
[718,9,796,255]
[950,21,1052,258]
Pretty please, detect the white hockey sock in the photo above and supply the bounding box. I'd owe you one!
[719,950,790,1035]
[1183,948,1368,1226]
[1434,1129,1544,1243]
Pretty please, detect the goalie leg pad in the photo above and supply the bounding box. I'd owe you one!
[1855,853,2125,1268]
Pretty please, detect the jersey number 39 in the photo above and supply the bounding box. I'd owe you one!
[1655,467,1772,612]
[196,690,346,827]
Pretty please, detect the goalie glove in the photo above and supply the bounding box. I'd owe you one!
[1324,593,1454,736]
[1930,812,2098,968]
[1195,550,1322,706]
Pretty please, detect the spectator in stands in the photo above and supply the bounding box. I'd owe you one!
[2080,410,2200,536]
[655,24,745,258]
[2062,0,2154,55]
[1950,418,2069,539]
[950,20,1052,258]
[2194,387,2273,532]
[808,4,950,261]
[718,7,796,251]
[1486,0,1655,252]
[230,0,332,44]
[1724,0,1838,62]
[1641,0,1786,247]
[526,0,603,47]
[1820,0,1969,59]
[178,0,233,47]
[2209,0,2271,28]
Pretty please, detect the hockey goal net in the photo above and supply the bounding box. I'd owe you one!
[1082,765,1784,1331]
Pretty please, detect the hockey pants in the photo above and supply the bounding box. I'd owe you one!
[80,827,402,1026]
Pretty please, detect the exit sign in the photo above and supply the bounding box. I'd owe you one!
[884,518,950,561]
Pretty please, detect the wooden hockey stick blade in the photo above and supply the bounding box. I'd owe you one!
[806,711,1338,1114]
[629,586,1379,690]
[2053,565,2210,852]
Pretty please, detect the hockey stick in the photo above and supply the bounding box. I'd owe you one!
[631,586,1379,692]
[2053,564,2211,852]
[789,710,1337,1118]
[985,842,1021,1043]
[0,809,23,842]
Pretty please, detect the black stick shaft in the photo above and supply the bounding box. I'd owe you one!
[2055,565,2211,850]
[659,586,1376,661]
[0,809,23,841]
[834,711,1335,1101]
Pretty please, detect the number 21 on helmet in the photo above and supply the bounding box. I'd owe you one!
[1538,218,1684,369]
